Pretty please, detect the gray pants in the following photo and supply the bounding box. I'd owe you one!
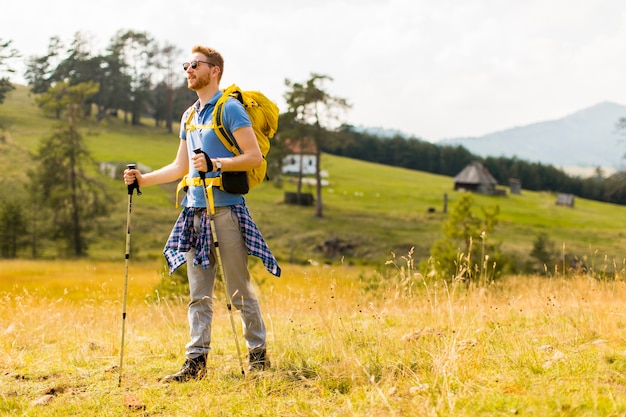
[184,207,266,359]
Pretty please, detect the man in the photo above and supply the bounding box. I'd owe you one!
[123,45,281,382]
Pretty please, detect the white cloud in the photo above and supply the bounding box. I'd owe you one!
[3,0,626,141]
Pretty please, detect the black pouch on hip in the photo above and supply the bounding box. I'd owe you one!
[221,171,249,194]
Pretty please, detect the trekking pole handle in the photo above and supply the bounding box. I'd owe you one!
[193,148,213,180]
[126,164,142,196]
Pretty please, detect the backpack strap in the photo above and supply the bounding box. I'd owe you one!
[185,107,214,132]
[175,174,222,207]
[213,85,243,155]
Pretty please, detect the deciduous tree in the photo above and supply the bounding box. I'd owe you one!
[283,74,350,218]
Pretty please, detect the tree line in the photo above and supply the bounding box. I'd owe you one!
[323,127,626,205]
[18,31,197,132]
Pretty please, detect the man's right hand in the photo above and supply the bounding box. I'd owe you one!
[123,168,142,186]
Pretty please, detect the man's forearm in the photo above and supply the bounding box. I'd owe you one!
[141,163,186,187]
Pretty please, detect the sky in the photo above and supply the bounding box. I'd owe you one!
[3,0,626,142]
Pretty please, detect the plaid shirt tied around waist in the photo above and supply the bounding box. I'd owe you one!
[163,204,281,277]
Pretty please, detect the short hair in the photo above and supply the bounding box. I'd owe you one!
[191,45,224,82]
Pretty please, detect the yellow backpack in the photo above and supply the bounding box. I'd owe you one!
[185,84,279,194]
[179,84,279,194]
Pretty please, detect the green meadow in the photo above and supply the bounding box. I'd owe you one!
[2,84,626,269]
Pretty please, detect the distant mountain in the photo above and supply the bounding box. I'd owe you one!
[439,102,626,172]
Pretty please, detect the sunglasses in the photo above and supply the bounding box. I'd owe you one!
[182,60,215,71]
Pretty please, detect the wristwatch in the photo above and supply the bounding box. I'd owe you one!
[214,158,222,172]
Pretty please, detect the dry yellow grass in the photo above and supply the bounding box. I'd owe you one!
[1,259,626,416]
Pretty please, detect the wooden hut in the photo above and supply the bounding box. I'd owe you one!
[453,161,502,195]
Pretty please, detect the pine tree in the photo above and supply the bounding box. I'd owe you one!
[426,194,503,281]
[32,81,109,256]
[0,200,26,258]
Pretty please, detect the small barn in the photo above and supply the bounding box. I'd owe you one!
[509,178,521,195]
[556,193,575,207]
[453,161,501,195]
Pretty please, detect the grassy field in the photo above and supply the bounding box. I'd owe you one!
[3,86,626,415]
[2,259,626,416]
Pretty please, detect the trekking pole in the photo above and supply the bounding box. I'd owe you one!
[194,149,246,377]
[119,164,141,387]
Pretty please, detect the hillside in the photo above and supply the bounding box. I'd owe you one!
[439,101,626,172]
[2,86,626,271]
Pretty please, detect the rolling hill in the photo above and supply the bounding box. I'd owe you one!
[2,85,626,271]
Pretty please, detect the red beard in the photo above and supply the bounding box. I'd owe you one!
[187,74,210,91]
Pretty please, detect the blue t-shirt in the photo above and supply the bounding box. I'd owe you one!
[179,90,251,208]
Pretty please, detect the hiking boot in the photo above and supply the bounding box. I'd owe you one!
[248,349,270,372]
[162,355,207,383]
